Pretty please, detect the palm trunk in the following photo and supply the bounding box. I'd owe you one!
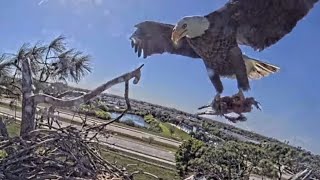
[20,57,36,136]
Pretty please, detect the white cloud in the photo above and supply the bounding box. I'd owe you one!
[38,0,104,9]
[58,0,103,7]
[38,0,48,6]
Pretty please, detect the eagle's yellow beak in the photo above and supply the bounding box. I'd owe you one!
[171,28,186,45]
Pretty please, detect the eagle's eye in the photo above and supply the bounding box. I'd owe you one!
[182,23,187,29]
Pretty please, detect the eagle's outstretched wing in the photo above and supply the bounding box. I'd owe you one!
[207,0,318,51]
[130,21,201,59]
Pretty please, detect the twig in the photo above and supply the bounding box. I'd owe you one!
[85,109,128,141]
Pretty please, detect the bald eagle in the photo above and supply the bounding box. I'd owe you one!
[129,0,318,106]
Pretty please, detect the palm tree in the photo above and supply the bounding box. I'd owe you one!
[0,35,92,135]
[0,35,143,137]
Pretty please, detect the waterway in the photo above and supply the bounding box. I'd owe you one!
[110,112,149,127]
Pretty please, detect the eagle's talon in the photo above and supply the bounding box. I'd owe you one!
[255,101,262,110]
[214,93,221,102]
[234,89,245,102]
[198,104,211,110]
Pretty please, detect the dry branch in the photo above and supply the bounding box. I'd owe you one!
[84,109,128,141]
[124,80,131,110]
[56,90,86,98]
[32,63,143,132]
[32,64,144,107]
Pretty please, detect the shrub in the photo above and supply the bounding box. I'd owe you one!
[0,150,7,159]
[144,114,162,133]
[97,104,109,112]
[95,110,111,120]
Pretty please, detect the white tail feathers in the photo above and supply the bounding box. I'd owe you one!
[243,55,280,80]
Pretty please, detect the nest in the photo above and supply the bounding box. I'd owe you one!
[197,94,261,123]
[0,126,129,180]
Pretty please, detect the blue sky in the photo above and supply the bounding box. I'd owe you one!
[0,0,319,153]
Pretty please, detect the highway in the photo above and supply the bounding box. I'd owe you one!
[0,105,177,166]
[0,98,181,148]
[53,109,181,147]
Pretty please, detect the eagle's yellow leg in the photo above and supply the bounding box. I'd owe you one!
[209,93,222,113]
[214,93,221,102]
[198,93,222,111]
[234,89,245,102]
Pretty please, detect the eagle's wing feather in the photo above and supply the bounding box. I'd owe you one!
[130,21,201,59]
[244,56,280,80]
[222,55,280,80]
[207,0,318,51]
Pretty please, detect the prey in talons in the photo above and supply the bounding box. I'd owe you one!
[197,94,262,123]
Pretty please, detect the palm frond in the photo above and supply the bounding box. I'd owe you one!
[16,43,31,60]
[48,35,67,54]
[0,36,92,88]
[69,52,92,83]
[51,49,92,83]
[0,54,15,79]
[30,42,47,61]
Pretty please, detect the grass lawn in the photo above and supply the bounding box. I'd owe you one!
[158,122,191,142]
[0,121,20,159]
[6,121,20,137]
[101,150,180,180]
[162,122,192,141]
[159,123,171,136]
[143,114,191,142]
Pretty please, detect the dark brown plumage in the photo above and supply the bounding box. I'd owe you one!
[129,0,318,104]
[130,21,200,59]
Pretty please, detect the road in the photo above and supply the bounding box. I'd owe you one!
[0,105,176,166]
[0,98,181,148]
[54,109,181,147]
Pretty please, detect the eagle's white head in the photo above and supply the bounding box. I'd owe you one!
[171,16,210,44]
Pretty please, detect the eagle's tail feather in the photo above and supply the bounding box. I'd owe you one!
[244,56,280,80]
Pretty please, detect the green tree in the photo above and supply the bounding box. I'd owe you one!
[175,138,205,177]
[95,110,111,120]
[183,141,266,179]
[255,159,278,179]
[263,143,293,180]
